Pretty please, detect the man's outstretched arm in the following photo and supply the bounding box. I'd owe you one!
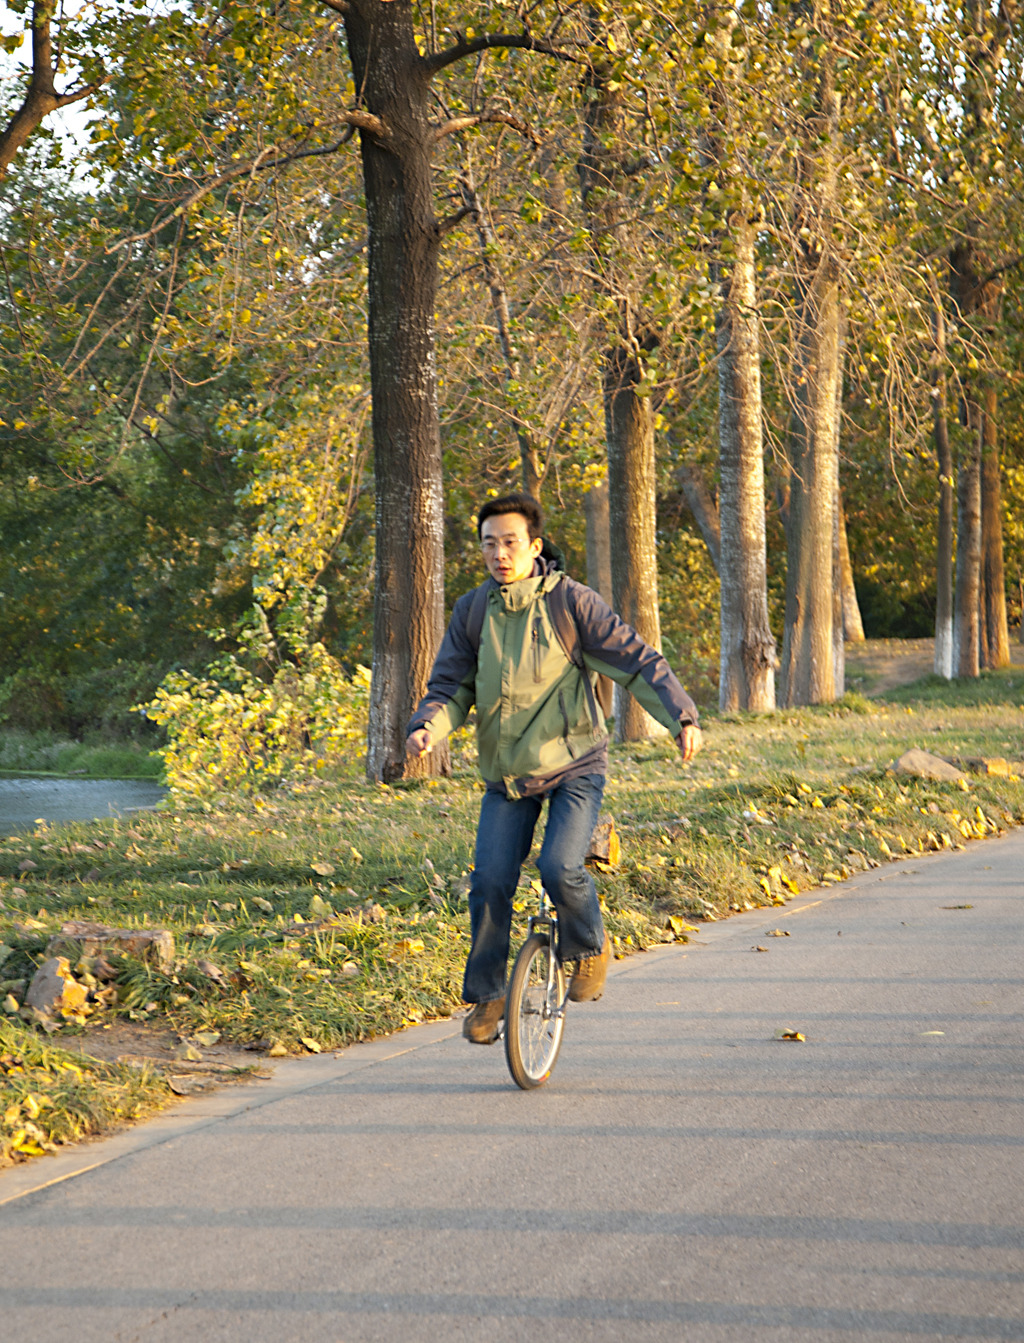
[405,589,480,754]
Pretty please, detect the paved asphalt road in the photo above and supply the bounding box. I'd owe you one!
[1,829,1022,1342]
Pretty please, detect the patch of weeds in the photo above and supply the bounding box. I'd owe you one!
[1,1018,169,1166]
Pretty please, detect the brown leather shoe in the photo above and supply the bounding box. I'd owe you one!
[568,932,610,1002]
[462,997,505,1044]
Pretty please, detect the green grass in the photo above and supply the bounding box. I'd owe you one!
[1,668,1022,1164]
[0,730,162,779]
[1,1018,169,1165]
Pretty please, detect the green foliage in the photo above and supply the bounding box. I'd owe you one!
[658,527,720,705]
[143,597,371,797]
[3,0,1024,747]
[0,730,161,778]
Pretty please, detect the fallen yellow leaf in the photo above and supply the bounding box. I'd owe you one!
[394,938,426,956]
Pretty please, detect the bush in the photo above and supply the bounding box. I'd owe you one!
[142,605,371,796]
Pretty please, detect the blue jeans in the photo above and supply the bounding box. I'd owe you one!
[463,773,606,1003]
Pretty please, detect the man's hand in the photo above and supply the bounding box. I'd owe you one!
[676,724,702,764]
[406,728,432,758]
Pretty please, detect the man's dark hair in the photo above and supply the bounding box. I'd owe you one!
[477,492,544,540]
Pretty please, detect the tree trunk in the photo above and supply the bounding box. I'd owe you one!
[580,20,665,741]
[779,46,841,707]
[584,480,614,719]
[584,481,613,603]
[674,463,720,574]
[931,276,955,679]
[604,346,668,740]
[832,481,845,699]
[837,495,864,643]
[981,384,1010,668]
[953,404,982,678]
[832,311,848,691]
[947,0,1012,678]
[344,2,448,782]
[715,212,775,712]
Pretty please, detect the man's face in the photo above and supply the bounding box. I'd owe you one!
[480,512,543,585]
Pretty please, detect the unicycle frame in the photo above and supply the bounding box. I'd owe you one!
[525,890,571,1015]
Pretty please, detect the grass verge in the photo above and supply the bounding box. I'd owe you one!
[1,1018,169,1166]
[1,665,1022,1165]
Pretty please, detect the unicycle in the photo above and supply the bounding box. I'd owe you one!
[504,887,569,1089]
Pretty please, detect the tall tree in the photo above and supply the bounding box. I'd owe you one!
[949,0,1016,675]
[701,14,776,713]
[580,13,666,740]
[779,1,842,706]
[929,270,956,678]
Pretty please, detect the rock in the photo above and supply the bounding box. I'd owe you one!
[893,749,965,783]
[959,757,1014,778]
[167,1075,211,1096]
[196,957,227,985]
[48,921,175,972]
[587,815,621,866]
[17,859,37,872]
[24,957,89,1018]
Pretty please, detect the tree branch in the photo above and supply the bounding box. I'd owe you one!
[436,205,475,236]
[977,253,1024,290]
[425,32,583,75]
[108,119,382,253]
[0,0,106,181]
[434,110,540,145]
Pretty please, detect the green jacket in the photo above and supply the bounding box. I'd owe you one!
[408,567,699,799]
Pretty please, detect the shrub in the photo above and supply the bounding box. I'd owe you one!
[141,597,371,796]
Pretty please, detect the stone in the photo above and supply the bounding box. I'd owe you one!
[24,957,89,1017]
[960,757,1014,778]
[893,749,965,783]
[48,921,175,972]
[586,815,621,866]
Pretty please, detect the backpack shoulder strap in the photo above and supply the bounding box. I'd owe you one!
[464,581,491,653]
[544,579,583,670]
[546,579,609,727]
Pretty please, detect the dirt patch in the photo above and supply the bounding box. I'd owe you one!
[64,1019,268,1097]
[845,638,1024,697]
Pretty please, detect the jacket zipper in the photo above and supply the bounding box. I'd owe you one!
[532,620,542,683]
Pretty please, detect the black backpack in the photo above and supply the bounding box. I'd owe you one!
[463,542,613,724]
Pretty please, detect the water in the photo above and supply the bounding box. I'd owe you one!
[0,777,168,835]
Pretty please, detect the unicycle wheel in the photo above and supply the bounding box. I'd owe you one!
[505,932,566,1089]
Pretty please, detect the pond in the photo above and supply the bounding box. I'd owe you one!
[0,776,168,835]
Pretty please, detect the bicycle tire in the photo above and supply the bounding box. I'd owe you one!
[505,932,566,1090]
